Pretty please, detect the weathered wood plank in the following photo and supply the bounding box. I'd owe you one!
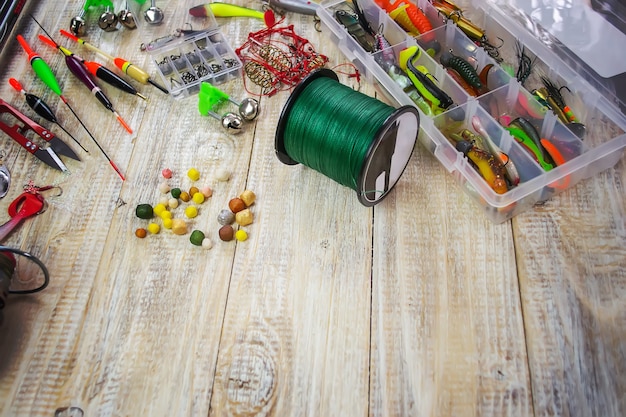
[514,161,626,417]
[370,141,532,417]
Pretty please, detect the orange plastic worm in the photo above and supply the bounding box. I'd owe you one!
[540,138,571,189]
[377,0,434,41]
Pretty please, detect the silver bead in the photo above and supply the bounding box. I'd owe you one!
[118,9,137,29]
[217,209,235,225]
[98,9,118,32]
[221,112,243,133]
[238,98,259,121]
[70,15,86,37]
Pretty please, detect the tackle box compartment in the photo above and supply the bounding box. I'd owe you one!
[317,0,626,223]
[128,0,242,98]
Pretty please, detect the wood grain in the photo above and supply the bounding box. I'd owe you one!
[0,1,624,416]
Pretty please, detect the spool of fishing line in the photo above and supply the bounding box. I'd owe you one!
[275,69,420,206]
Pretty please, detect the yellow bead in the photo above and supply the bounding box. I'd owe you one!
[160,210,172,220]
[147,223,160,234]
[235,229,248,241]
[153,203,167,216]
[235,208,253,226]
[163,218,173,229]
[239,190,256,207]
[187,168,200,181]
[192,192,205,204]
[185,205,198,218]
[171,219,187,235]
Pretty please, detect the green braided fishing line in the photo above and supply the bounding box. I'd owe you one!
[282,77,396,189]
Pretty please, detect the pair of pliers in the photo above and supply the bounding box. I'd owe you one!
[0,97,79,172]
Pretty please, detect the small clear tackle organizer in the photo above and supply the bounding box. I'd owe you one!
[128,0,242,98]
[317,0,626,223]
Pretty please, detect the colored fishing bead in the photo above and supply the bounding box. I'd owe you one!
[148,223,160,234]
[235,208,253,226]
[163,218,173,229]
[235,229,248,241]
[171,188,182,198]
[153,203,167,216]
[162,168,173,178]
[135,228,147,238]
[168,198,179,209]
[185,206,198,218]
[159,182,170,194]
[160,210,172,220]
[201,186,213,198]
[215,168,231,181]
[229,197,246,213]
[217,209,235,225]
[189,186,199,197]
[172,219,188,235]
[202,238,213,249]
[192,192,205,204]
[190,230,205,246]
[187,168,200,181]
[136,203,154,219]
[239,190,256,207]
[219,225,234,241]
[180,191,191,202]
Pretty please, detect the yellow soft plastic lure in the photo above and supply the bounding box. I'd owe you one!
[189,3,265,20]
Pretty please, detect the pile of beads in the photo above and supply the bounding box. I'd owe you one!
[217,189,256,242]
[134,168,257,248]
[134,167,213,248]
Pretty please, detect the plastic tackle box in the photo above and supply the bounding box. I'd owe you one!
[317,0,626,223]
[128,0,242,98]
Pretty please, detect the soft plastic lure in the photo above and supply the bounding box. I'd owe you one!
[398,46,453,111]
[189,3,266,19]
[505,126,553,171]
[455,139,508,194]
[376,0,434,42]
[440,51,482,90]
[471,115,520,186]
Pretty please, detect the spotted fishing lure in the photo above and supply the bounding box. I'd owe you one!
[440,51,482,90]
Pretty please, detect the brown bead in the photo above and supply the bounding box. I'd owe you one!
[189,186,199,197]
[179,191,190,202]
[219,225,234,241]
[135,228,147,238]
[239,190,256,207]
[228,197,246,213]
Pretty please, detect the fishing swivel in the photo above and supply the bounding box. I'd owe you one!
[198,82,260,134]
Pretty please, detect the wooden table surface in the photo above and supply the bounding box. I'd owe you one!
[0,0,624,416]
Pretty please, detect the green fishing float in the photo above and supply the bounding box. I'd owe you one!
[275,69,420,206]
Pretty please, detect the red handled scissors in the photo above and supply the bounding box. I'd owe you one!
[0,97,80,171]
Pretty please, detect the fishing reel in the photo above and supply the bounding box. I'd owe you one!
[0,246,49,321]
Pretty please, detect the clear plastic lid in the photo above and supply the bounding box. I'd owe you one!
[480,0,626,113]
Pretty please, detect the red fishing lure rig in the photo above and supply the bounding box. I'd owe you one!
[235,15,329,96]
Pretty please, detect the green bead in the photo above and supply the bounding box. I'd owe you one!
[190,230,205,246]
[171,188,182,198]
